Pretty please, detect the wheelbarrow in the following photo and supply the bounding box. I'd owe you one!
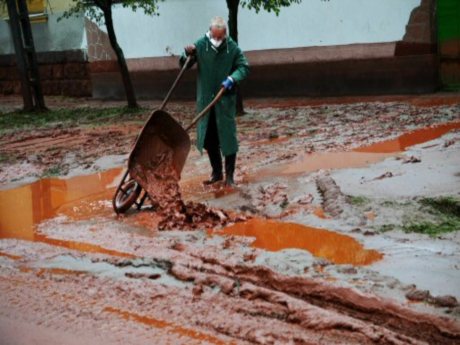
[112,56,225,214]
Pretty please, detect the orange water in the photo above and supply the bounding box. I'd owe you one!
[256,121,460,178]
[355,121,460,153]
[1,122,458,250]
[217,219,383,265]
[104,306,227,345]
[0,168,123,241]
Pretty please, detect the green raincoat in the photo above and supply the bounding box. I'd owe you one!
[180,34,250,156]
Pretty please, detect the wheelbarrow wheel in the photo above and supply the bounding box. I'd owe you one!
[113,179,142,214]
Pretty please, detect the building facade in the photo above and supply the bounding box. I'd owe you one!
[0,0,456,99]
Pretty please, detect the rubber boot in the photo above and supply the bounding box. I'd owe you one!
[203,148,223,185]
[225,154,236,186]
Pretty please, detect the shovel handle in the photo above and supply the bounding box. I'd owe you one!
[159,55,192,111]
[185,87,226,132]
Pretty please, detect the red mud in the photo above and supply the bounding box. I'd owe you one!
[2,121,459,234]
[33,233,135,258]
[35,267,89,277]
[216,218,382,265]
[355,121,460,153]
[2,236,457,344]
[1,97,460,344]
[130,150,246,231]
[246,93,460,109]
[253,120,460,179]
[0,251,21,260]
[104,307,228,345]
[165,247,460,344]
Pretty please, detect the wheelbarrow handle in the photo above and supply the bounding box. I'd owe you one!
[185,87,226,132]
[159,55,192,111]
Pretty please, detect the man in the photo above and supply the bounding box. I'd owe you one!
[180,16,249,186]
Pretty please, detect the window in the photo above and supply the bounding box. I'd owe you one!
[1,0,48,23]
[27,0,47,23]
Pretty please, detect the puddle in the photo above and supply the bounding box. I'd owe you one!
[104,307,226,345]
[279,151,395,176]
[0,168,136,257]
[355,121,460,153]
[1,121,458,242]
[217,219,382,265]
[255,121,460,179]
[0,168,123,240]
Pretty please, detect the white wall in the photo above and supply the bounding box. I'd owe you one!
[106,0,421,59]
[0,0,87,55]
[0,14,86,55]
[0,0,422,57]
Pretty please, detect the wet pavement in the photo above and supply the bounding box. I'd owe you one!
[1,95,460,344]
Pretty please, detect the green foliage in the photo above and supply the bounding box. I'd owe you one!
[59,0,164,24]
[402,219,460,237]
[419,196,460,217]
[402,197,460,237]
[349,195,370,206]
[42,165,63,177]
[241,0,302,15]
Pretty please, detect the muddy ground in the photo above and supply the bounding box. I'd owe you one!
[1,93,460,344]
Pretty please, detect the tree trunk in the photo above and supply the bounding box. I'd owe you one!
[226,0,245,116]
[227,0,239,41]
[6,0,33,111]
[16,0,47,111]
[103,5,138,108]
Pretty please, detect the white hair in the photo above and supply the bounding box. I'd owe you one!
[210,16,227,31]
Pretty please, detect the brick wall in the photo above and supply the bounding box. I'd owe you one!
[0,50,91,97]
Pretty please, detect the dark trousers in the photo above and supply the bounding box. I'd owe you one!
[204,107,236,179]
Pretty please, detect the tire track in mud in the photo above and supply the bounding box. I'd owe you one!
[5,214,460,344]
[93,241,460,345]
[1,233,460,344]
[164,252,460,345]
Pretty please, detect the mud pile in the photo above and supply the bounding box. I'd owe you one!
[131,151,245,231]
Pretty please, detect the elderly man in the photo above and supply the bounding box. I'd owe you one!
[180,16,249,186]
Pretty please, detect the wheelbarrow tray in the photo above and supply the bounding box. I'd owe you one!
[128,109,191,194]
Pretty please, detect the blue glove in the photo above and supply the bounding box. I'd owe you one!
[222,76,234,90]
